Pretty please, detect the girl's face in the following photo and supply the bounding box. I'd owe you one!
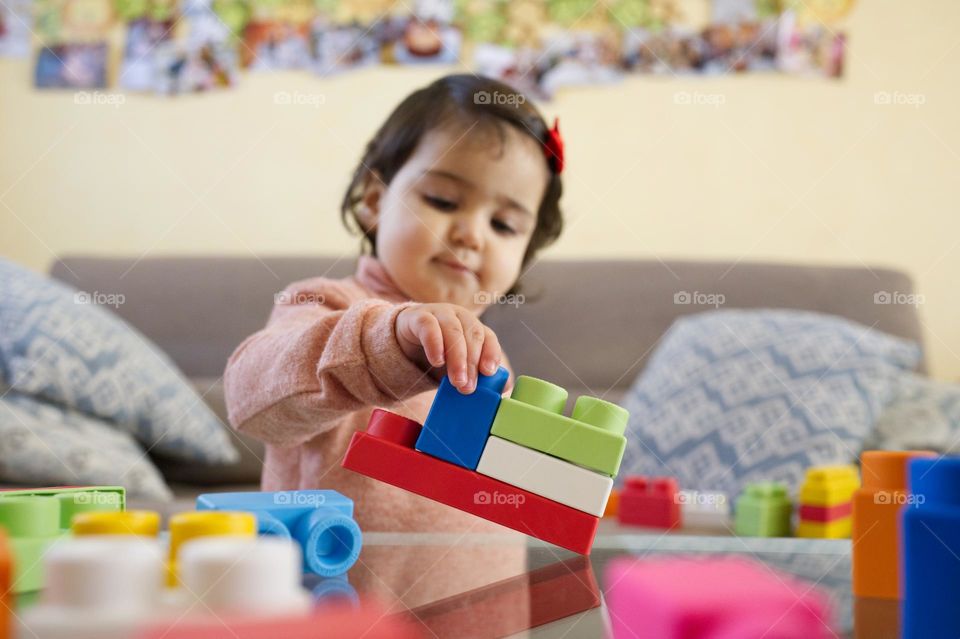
[360,121,550,313]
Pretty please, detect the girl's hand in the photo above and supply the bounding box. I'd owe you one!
[396,303,502,394]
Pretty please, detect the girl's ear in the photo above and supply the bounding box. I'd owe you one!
[356,170,385,233]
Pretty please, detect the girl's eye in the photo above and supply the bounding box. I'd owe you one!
[423,195,458,211]
[492,219,517,235]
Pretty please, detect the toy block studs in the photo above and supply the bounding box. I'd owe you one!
[167,511,257,586]
[416,366,508,469]
[490,376,627,476]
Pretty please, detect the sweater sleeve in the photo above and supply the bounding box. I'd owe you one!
[224,284,437,446]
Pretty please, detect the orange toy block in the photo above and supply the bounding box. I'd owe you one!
[852,450,934,600]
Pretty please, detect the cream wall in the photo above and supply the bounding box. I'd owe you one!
[1,0,958,378]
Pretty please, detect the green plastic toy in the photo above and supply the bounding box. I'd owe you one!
[0,486,125,593]
[734,482,793,537]
[489,376,628,477]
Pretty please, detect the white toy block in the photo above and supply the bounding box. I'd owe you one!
[476,436,613,516]
[18,537,164,639]
[175,536,312,615]
[19,535,312,639]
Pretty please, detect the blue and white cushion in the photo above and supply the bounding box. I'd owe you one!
[0,259,238,464]
[620,310,921,497]
[0,389,172,499]
[870,373,960,453]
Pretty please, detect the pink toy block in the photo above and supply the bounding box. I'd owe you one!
[604,557,834,639]
[617,476,682,529]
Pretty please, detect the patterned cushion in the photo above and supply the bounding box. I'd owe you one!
[0,259,238,464]
[620,310,921,497]
[869,373,960,452]
[0,389,172,499]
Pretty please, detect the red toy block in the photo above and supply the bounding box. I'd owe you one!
[798,501,852,522]
[617,476,682,529]
[342,409,600,554]
[407,556,600,637]
[138,603,422,639]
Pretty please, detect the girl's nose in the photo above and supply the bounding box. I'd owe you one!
[449,214,483,250]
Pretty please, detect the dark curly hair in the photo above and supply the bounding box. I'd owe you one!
[341,74,564,287]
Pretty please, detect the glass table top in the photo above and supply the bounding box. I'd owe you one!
[342,518,891,639]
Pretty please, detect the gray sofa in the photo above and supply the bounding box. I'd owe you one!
[50,256,926,502]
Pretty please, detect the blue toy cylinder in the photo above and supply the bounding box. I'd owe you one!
[292,506,362,576]
[902,457,960,639]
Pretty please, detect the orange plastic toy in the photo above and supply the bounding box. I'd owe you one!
[1,528,10,639]
[852,450,934,599]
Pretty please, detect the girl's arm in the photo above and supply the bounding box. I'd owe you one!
[223,282,436,447]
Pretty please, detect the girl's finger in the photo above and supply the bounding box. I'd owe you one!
[458,312,486,393]
[436,310,469,391]
[478,325,502,376]
[413,311,445,368]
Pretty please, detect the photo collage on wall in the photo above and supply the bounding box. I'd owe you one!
[2,0,854,97]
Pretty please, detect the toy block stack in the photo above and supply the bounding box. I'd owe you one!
[617,476,682,529]
[734,482,792,537]
[795,465,860,538]
[342,368,629,554]
[0,486,124,593]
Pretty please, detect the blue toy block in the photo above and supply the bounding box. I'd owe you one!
[196,490,362,577]
[902,457,960,639]
[415,366,509,469]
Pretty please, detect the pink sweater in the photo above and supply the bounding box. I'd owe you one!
[224,255,514,535]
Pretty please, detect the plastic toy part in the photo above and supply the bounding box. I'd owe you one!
[167,511,256,586]
[604,557,834,639]
[72,511,160,536]
[416,366,509,469]
[175,537,311,615]
[852,450,934,599]
[0,528,10,639]
[475,436,614,516]
[18,535,314,639]
[902,456,960,638]
[796,465,859,539]
[17,536,164,639]
[617,476,682,529]
[196,490,362,577]
[489,376,628,476]
[342,409,600,554]
[0,486,124,593]
[734,483,792,537]
[603,489,620,518]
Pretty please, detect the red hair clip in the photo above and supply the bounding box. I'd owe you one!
[543,118,564,175]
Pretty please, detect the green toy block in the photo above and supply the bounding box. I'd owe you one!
[734,482,792,537]
[489,376,629,477]
[0,486,124,593]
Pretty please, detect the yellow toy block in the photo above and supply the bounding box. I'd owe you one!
[796,517,852,539]
[799,465,860,507]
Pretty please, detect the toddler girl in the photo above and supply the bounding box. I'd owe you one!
[224,73,564,534]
